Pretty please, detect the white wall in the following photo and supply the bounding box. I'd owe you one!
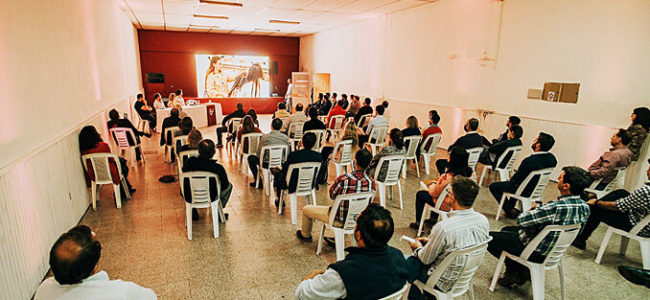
[0,0,141,298]
[300,0,650,183]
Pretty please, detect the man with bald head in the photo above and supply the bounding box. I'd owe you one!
[34,225,156,299]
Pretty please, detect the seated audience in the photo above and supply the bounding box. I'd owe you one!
[435,118,489,174]
[247,108,260,127]
[236,116,262,155]
[366,128,406,181]
[347,95,361,117]
[406,176,490,300]
[273,102,290,119]
[273,133,322,206]
[303,107,326,132]
[134,93,156,132]
[178,128,202,152]
[488,166,591,287]
[627,107,650,161]
[410,147,472,230]
[572,159,650,250]
[354,97,374,125]
[319,122,361,184]
[182,139,232,221]
[312,93,324,112]
[420,110,442,160]
[489,132,557,218]
[152,93,166,109]
[33,225,156,299]
[160,108,181,146]
[587,129,633,189]
[318,94,332,116]
[295,204,409,300]
[358,105,388,147]
[340,94,349,110]
[481,125,523,168]
[168,93,176,106]
[79,125,134,195]
[174,89,185,106]
[402,116,421,138]
[492,116,521,144]
[106,109,150,161]
[216,103,246,147]
[381,100,391,121]
[248,118,291,188]
[326,100,347,129]
[174,103,188,119]
[284,103,309,135]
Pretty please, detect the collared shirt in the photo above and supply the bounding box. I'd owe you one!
[588,145,633,184]
[295,269,346,299]
[615,182,650,237]
[273,109,291,119]
[517,195,590,256]
[285,113,309,135]
[34,271,157,300]
[367,115,389,137]
[413,208,490,292]
[258,130,291,158]
[329,170,376,222]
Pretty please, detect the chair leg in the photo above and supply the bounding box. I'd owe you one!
[211,202,219,238]
[311,190,317,205]
[402,161,407,179]
[335,164,342,178]
[640,240,650,269]
[558,262,566,300]
[529,266,545,300]
[417,207,428,237]
[164,146,168,163]
[619,236,630,256]
[290,194,298,225]
[112,184,122,208]
[423,156,431,175]
[479,166,488,186]
[334,229,345,261]
[489,252,507,292]
[277,191,284,215]
[91,183,97,211]
[378,184,386,207]
[397,181,403,210]
[595,228,614,264]
[496,194,507,220]
[468,285,475,300]
[415,159,420,178]
[186,204,193,240]
[121,178,131,199]
[316,223,326,256]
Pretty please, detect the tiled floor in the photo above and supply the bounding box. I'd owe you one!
[78,116,649,299]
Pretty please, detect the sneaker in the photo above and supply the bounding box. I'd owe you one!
[296,230,312,242]
[216,144,223,148]
[424,218,437,227]
[497,273,520,288]
[618,265,650,288]
[505,208,521,219]
[409,222,421,231]
[571,239,586,250]
[323,237,336,247]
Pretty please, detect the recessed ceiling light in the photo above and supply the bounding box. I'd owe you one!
[269,19,300,25]
[199,0,243,7]
[193,14,229,20]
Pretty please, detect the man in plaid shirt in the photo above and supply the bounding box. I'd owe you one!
[488,166,591,287]
[297,149,376,242]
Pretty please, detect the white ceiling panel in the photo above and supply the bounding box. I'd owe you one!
[331,0,397,14]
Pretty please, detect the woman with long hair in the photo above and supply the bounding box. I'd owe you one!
[317,122,361,183]
[628,107,650,161]
[247,108,260,127]
[79,126,134,194]
[409,146,472,230]
[236,115,262,154]
[204,56,229,98]
[366,128,406,181]
[402,116,421,137]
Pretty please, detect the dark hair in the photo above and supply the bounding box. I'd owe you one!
[616,129,632,145]
[236,103,244,111]
[175,89,182,95]
[278,102,286,110]
[509,116,521,125]
[364,98,371,105]
[302,132,317,149]
[450,176,479,207]
[561,166,591,195]
[447,146,472,177]
[324,94,330,100]
[154,93,161,100]
[137,94,143,100]
[271,118,283,130]
[79,126,102,152]
[333,93,338,98]
[632,107,650,131]
[318,93,323,100]
[170,108,180,118]
[241,115,255,133]
[382,100,389,108]
[389,128,404,150]
[108,109,119,121]
[355,95,360,101]
[338,100,344,106]
[309,107,319,119]
[468,118,479,131]
[510,125,523,139]
[247,108,258,123]
[355,148,373,169]
[537,132,555,151]
[180,117,193,133]
[355,203,394,249]
[198,139,216,159]
[376,105,385,115]
[296,103,304,112]
[49,225,101,285]
[429,110,440,124]
[342,94,347,99]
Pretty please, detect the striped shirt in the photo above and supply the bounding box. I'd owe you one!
[414,208,490,292]
[615,182,650,237]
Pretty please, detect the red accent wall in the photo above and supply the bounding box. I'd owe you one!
[138,30,299,100]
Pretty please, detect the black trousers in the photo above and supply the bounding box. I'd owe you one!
[140,112,156,130]
[489,181,518,212]
[247,155,269,182]
[414,191,438,223]
[575,189,633,243]
[435,159,448,175]
[216,126,226,145]
[488,226,546,276]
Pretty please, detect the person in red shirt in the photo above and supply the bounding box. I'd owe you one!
[419,110,442,161]
[79,126,134,195]
[326,100,347,129]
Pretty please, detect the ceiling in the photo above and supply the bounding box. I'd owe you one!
[115,0,437,37]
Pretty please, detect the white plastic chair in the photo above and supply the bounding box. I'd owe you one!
[109,127,145,167]
[478,145,523,186]
[373,155,406,209]
[420,134,442,175]
[177,149,199,175]
[489,224,582,300]
[318,115,328,124]
[81,153,131,210]
[172,135,188,171]
[331,140,354,178]
[326,115,346,141]
[417,184,451,237]
[224,117,242,153]
[180,171,226,240]
[238,132,263,174]
[366,126,389,156]
[379,284,409,300]
[357,114,372,128]
[163,126,180,163]
[278,162,321,224]
[256,144,289,197]
[466,147,483,181]
[410,239,491,300]
[495,168,554,220]
[304,129,326,151]
[402,135,423,178]
[134,112,151,134]
[584,166,628,199]
[287,121,305,151]
[595,214,650,269]
[316,191,375,261]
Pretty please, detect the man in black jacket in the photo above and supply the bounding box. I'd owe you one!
[134,94,156,132]
[216,103,246,147]
[435,118,490,174]
[160,108,181,146]
[106,109,150,161]
[484,125,523,168]
[489,132,558,218]
[273,132,322,206]
[492,116,521,144]
[354,98,374,125]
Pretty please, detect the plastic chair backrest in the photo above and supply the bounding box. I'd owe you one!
[81,153,121,184]
[369,126,388,144]
[178,149,199,171]
[304,129,326,150]
[241,132,263,155]
[328,115,346,130]
[173,135,188,155]
[520,224,581,267]
[496,145,523,171]
[404,136,422,158]
[434,184,451,210]
[260,145,289,169]
[377,284,409,300]
[164,126,180,146]
[285,162,320,196]
[109,127,138,148]
[425,239,491,297]
[630,214,650,236]
[226,117,242,134]
[329,192,375,231]
[288,122,305,140]
[373,155,406,184]
[420,133,442,154]
[332,140,354,164]
[466,147,483,170]
[589,166,627,191]
[180,171,221,204]
[357,114,372,127]
[514,168,554,200]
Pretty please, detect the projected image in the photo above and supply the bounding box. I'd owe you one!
[196,54,270,98]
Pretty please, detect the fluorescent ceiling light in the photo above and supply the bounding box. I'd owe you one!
[194,14,229,20]
[269,19,300,25]
[190,25,217,29]
[199,0,243,7]
[254,28,281,32]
